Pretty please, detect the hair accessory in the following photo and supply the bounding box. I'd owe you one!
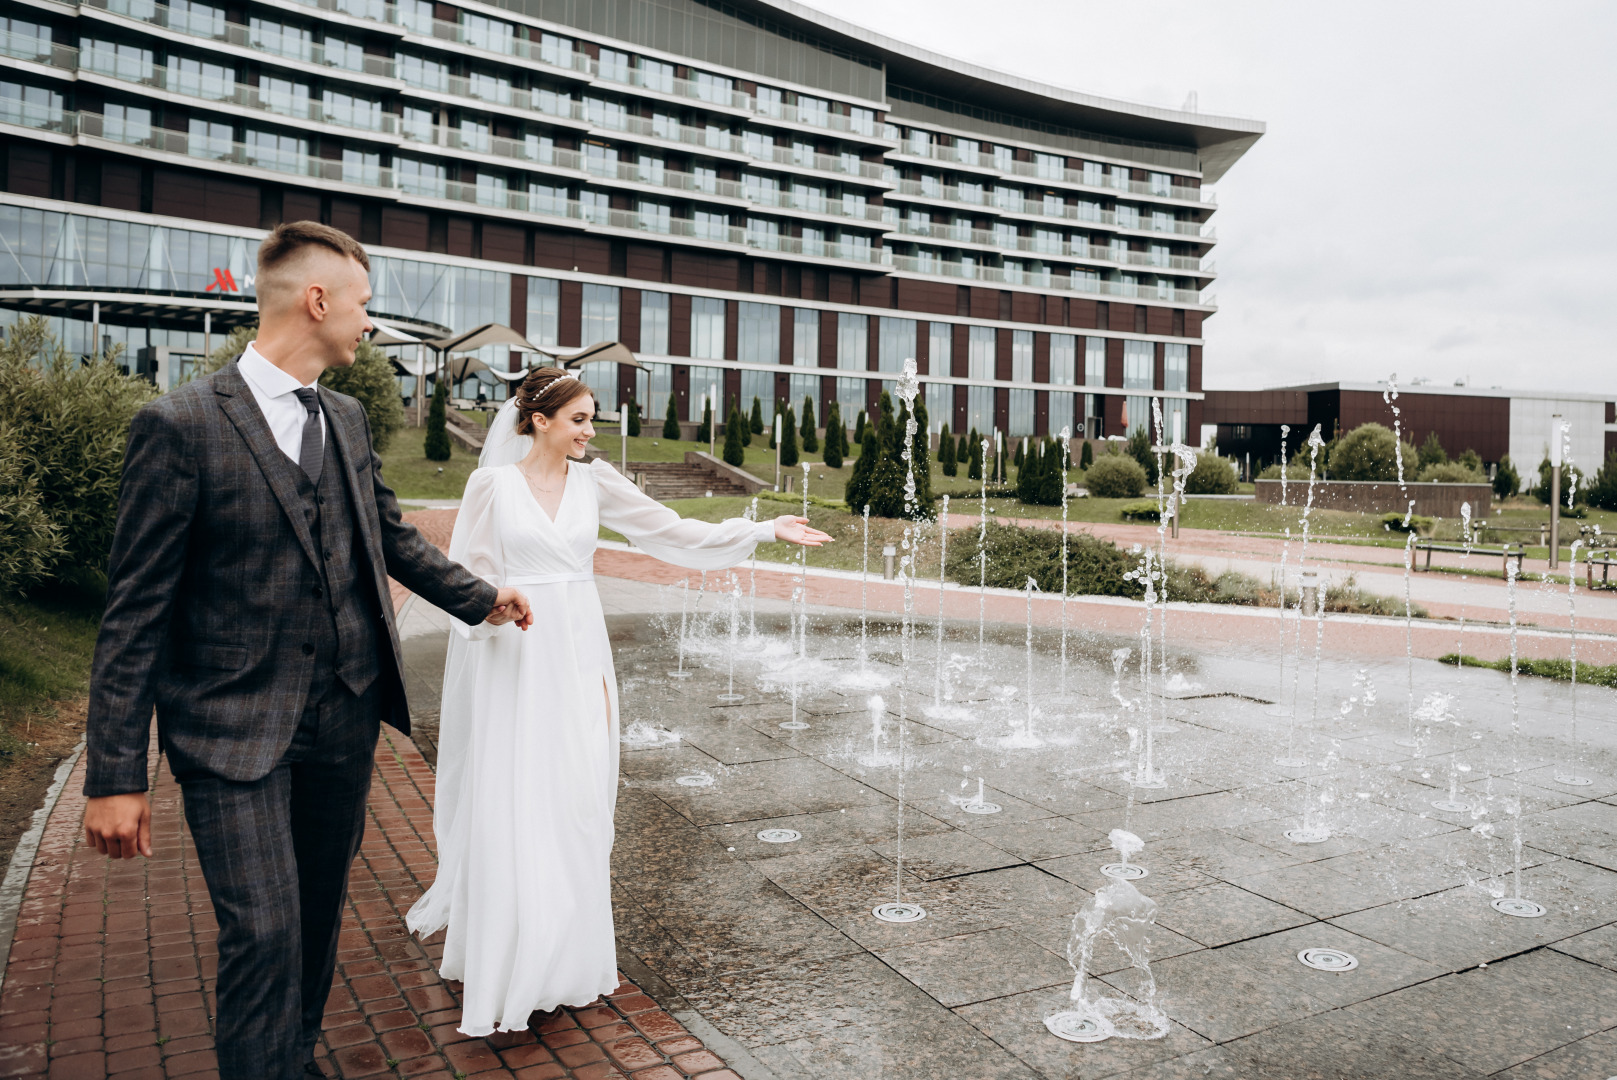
[553,367,579,381]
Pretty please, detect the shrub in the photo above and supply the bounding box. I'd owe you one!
[1258,463,1313,482]
[627,399,641,437]
[1493,454,1519,499]
[320,340,405,452]
[1585,452,1617,511]
[939,422,957,477]
[1417,431,1447,470]
[853,409,866,446]
[749,396,764,436]
[423,377,452,461]
[0,316,157,591]
[843,426,879,512]
[1126,426,1159,486]
[1531,457,1586,505]
[1016,439,1047,505]
[722,404,745,467]
[662,393,681,440]
[1184,454,1237,495]
[1120,500,1160,522]
[799,395,818,454]
[864,394,907,518]
[1457,448,1482,473]
[1416,461,1487,484]
[1085,455,1148,498]
[1079,440,1093,470]
[1328,422,1417,482]
[696,396,712,444]
[822,401,845,469]
[907,398,933,509]
[967,436,982,481]
[945,520,1137,597]
[779,404,799,468]
[1381,512,1434,534]
[1327,574,1427,617]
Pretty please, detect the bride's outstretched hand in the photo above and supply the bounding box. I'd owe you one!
[773,515,834,547]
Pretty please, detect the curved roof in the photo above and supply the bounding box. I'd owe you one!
[750,0,1265,181]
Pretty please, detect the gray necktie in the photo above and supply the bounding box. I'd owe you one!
[292,387,323,485]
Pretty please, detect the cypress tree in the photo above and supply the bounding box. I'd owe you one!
[957,433,968,467]
[867,393,907,518]
[738,394,752,446]
[769,399,781,449]
[823,401,845,469]
[909,399,933,512]
[968,436,982,481]
[696,396,712,444]
[1016,438,1042,503]
[423,376,452,461]
[723,403,746,466]
[627,398,641,437]
[800,394,819,453]
[1080,439,1093,470]
[844,425,879,512]
[1014,437,1025,471]
[939,422,957,476]
[749,396,764,435]
[853,409,866,446]
[662,393,681,440]
[1040,437,1065,505]
[780,404,799,467]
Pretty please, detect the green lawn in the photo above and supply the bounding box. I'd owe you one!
[378,425,483,501]
[0,593,101,745]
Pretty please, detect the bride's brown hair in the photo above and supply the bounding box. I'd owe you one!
[513,367,594,436]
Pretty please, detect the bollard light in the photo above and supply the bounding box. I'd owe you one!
[882,543,898,580]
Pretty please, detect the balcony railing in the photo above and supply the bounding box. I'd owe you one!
[888,218,1212,272]
[0,27,77,68]
[0,95,71,134]
[78,0,398,78]
[881,251,1213,305]
[888,177,1214,239]
[890,143,1214,204]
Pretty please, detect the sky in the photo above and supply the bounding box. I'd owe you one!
[798,0,1616,393]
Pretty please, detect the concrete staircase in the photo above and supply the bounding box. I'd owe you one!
[633,461,756,501]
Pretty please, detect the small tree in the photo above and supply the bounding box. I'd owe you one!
[1185,454,1238,495]
[1016,438,1044,504]
[723,403,746,466]
[1532,456,1586,505]
[957,432,968,466]
[800,394,819,453]
[907,399,933,511]
[662,393,681,440]
[1494,454,1520,500]
[769,399,782,448]
[1085,455,1147,498]
[627,398,641,437]
[1079,440,1094,470]
[423,377,452,461]
[1457,448,1482,473]
[1418,430,1447,470]
[780,404,799,467]
[939,422,957,476]
[968,437,982,481]
[844,425,879,512]
[853,409,866,446]
[749,396,764,435]
[320,339,405,452]
[1041,438,1066,505]
[865,393,909,518]
[1329,422,1416,482]
[1013,438,1025,471]
[822,401,845,469]
[1585,451,1617,511]
[696,395,712,444]
[1126,426,1159,487]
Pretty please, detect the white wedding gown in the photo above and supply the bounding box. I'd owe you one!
[405,457,774,1036]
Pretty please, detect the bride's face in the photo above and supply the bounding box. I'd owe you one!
[533,389,596,458]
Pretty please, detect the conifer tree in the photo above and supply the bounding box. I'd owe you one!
[662,393,681,439]
[749,395,764,435]
[800,394,819,453]
[823,401,845,469]
[908,400,933,511]
[853,409,866,446]
[780,404,799,467]
[844,425,879,512]
[968,436,982,481]
[866,392,907,518]
[423,376,452,461]
[957,432,968,465]
[627,398,641,437]
[696,395,712,444]
[1041,437,1065,505]
[1079,439,1093,470]
[723,403,746,466]
[1017,437,1042,503]
[939,422,957,476]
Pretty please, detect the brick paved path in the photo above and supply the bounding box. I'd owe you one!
[0,510,745,1080]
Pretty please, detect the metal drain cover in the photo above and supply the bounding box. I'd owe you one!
[1491,897,1547,918]
[675,774,714,787]
[1554,773,1593,787]
[779,721,810,730]
[961,801,1002,815]
[871,901,927,923]
[1044,1011,1109,1043]
[1430,799,1471,812]
[757,828,801,843]
[1100,863,1149,881]
[1285,827,1331,844]
[1298,948,1358,972]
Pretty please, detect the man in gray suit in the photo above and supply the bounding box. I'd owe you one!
[83,222,530,1078]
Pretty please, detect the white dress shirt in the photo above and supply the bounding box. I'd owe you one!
[237,341,325,466]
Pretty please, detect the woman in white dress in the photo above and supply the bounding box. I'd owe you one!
[406,367,830,1036]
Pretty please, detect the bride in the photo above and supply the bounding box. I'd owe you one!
[406,366,830,1035]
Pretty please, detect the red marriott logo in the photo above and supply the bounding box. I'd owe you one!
[204,267,254,292]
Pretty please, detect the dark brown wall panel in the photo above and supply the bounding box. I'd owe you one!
[819,311,836,368]
[1033,332,1050,383]
[996,329,1011,381]
[508,275,527,338]
[1106,338,1123,388]
[969,288,999,320]
[1339,389,1510,462]
[558,280,581,347]
[285,191,322,226]
[895,278,955,316]
[671,293,691,357]
[100,160,142,211]
[446,217,474,258]
[1106,303,1133,333]
[1010,292,1040,324]
[953,324,967,377]
[1153,342,1165,391]
[1145,306,1173,336]
[1188,345,1202,394]
[329,198,362,241]
[828,271,855,304]
[6,145,52,197]
[572,235,611,275]
[625,242,664,281]
[1070,299,1099,330]
[483,223,525,266]
[1185,310,1204,338]
[150,169,205,222]
[380,207,429,251]
[532,227,574,270]
[670,249,737,289]
[619,288,640,351]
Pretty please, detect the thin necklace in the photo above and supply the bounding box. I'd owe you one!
[520,461,567,493]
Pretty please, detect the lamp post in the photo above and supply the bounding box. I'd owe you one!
[709,381,717,458]
[620,397,629,477]
[1549,414,1563,569]
[774,413,783,491]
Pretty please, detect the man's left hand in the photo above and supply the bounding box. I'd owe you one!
[486,587,532,629]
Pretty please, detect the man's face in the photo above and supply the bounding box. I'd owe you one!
[317,256,374,369]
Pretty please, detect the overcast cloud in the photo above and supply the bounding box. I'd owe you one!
[800,0,1615,393]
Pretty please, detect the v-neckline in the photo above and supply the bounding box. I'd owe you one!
[515,461,569,525]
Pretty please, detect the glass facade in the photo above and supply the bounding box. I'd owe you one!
[736,302,779,365]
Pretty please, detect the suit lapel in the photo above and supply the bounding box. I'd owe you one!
[214,363,323,572]
[322,390,383,564]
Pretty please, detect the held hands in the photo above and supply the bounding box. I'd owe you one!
[773,515,834,547]
[84,793,152,859]
[486,587,533,630]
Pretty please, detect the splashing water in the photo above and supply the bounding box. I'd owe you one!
[978,443,990,656]
[620,722,681,749]
[1557,538,1591,786]
[668,578,694,679]
[1059,427,1073,698]
[935,494,950,708]
[1044,880,1170,1043]
[1278,426,1324,767]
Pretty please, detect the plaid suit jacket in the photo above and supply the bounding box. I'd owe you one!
[85,361,497,797]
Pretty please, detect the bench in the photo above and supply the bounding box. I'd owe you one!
[1578,525,1614,551]
[1473,520,1548,547]
[1588,555,1617,590]
[1414,538,1524,578]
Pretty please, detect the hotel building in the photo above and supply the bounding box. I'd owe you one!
[0,0,1263,440]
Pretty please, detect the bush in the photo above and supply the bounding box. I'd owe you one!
[1126,426,1159,487]
[779,404,799,468]
[799,395,818,454]
[627,399,641,437]
[749,396,764,436]
[1184,454,1238,495]
[967,435,982,481]
[1327,574,1426,617]
[1531,457,1586,505]
[1493,454,1520,499]
[1085,455,1148,498]
[864,394,907,518]
[722,404,745,467]
[0,316,156,592]
[1016,439,1055,506]
[1120,500,1160,522]
[906,398,933,510]
[1328,422,1417,482]
[1381,512,1433,534]
[1417,431,1447,470]
[696,396,712,444]
[945,520,1137,597]
[853,410,866,446]
[1258,463,1312,482]
[320,340,405,452]
[844,426,879,512]
[1457,448,1482,473]
[939,422,957,477]
[1585,452,1617,511]
[423,377,452,461]
[1079,440,1093,470]
[1416,461,1487,484]
[822,402,845,470]
[662,394,681,440]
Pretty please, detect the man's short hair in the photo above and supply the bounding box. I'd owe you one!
[257,221,370,275]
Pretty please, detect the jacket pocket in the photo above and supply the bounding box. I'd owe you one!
[179,641,248,671]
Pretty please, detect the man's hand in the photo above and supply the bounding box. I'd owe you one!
[84,794,152,859]
[485,587,532,630]
[774,515,834,547]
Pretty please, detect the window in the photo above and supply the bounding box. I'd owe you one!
[691,296,724,360]
[966,386,994,434]
[744,172,779,205]
[1050,334,1076,385]
[1119,273,1139,297]
[1078,199,1102,222]
[688,366,721,421]
[956,138,978,164]
[992,222,1017,250]
[168,56,232,99]
[958,181,983,205]
[755,86,783,117]
[745,216,779,250]
[578,189,609,224]
[597,48,631,82]
[798,95,828,126]
[536,87,572,118]
[580,284,619,346]
[102,101,151,142]
[584,141,617,176]
[792,140,813,166]
[583,96,624,128]
[925,382,952,431]
[1117,204,1141,229]
[640,58,674,93]
[475,172,507,208]
[792,181,825,214]
[1034,152,1062,180]
[843,232,871,262]
[639,291,669,354]
[693,209,727,242]
[1082,161,1104,188]
[744,130,773,160]
[82,38,152,81]
[538,31,573,67]
[968,326,995,380]
[836,313,867,371]
[920,172,942,198]
[187,117,232,159]
[636,363,671,427]
[908,129,929,157]
[836,377,865,425]
[993,185,1022,212]
[395,156,444,196]
[1011,330,1033,382]
[1123,339,1154,437]
[635,152,663,183]
[793,309,818,367]
[529,182,567,215]
[992,145,1013,171]
[1152,210,1174,233]
[397,53,448,91]
[1033,227,1062,255]
[1009,390,1034,436]
[693,165,717,193]
[322,89,379,130]
[848,106,875,136]
[396,0,431,33]
[1048,392,1075,438]
[878,317,915,374]
[801,226,824,256]
[737,302,779,364]
[928,322,952,375]
[1148,171,1171,196]
[249,17,312,60]
[525,279,559,347]
[1084,337,1106,386]
[842,191,866,219]
[1111,164,1129,189]
[244,128,304,171]
[741,369,774,423]
[461,13,513,53]
[635,200,670,233]
[693,71,732,104]
[1163,342,1188,443]
[343,148,380,185]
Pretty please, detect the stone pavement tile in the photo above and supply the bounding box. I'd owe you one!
[753,999,1041,1080]
[1231,859,1404,920]
[1462,776,1594,814]
[952,983,1213,1080]
[654,755,891,827]
[972,816,1113,862]
[609,791,734,884]
[1153,883,1314,948]
[1213,923,1446,1008]
[1515,762,1617,801]
[1084,774,1224,806]
[1073,791,1286,847]
[666,717,806,766]
[873,927,1070,1008]
[1144,829,1303,882]
[868,828,1026,880]
[1521,799,1617,871]
[1493,1026,1617,1080]
[1226,810,1374,862]
[1008,778,1133,817]
[1099,948,1334,1044]
[1341,948,1617,1075]
[700,802,952,862]
[911,786,1062,834]
[1549,923,1617,972]
[1036,853,1216,897]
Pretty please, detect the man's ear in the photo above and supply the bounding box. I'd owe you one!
[307,284,328,321]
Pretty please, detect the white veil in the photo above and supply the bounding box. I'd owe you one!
[480,396,531,468]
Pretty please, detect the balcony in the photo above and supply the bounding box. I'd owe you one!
[887,177,1214,239]
[880,251,1214,306]
[890,142,1214,205]
[889,218,1212,273]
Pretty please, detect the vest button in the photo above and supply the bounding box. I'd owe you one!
[318,496,325,505]
[324,550,332,560]
[312,586,323,599]
[301,643,314,656]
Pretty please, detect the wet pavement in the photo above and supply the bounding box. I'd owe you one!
[398,571,1617,1080]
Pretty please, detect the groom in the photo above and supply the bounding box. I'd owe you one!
[83,221,530,1078]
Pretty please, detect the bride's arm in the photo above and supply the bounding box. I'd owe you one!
[445,468,506,639]
[590,458,785,570]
